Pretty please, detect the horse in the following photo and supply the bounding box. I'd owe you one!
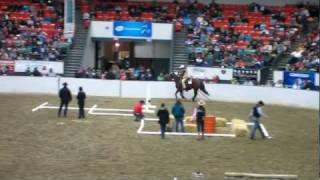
[169,72,209,101]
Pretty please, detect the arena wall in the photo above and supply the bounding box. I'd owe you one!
[0,76,318,109]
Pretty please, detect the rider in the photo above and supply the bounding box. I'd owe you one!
[178,65,189,90]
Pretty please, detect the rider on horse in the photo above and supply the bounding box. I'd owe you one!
[178,65,189,90]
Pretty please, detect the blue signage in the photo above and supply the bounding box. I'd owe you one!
[113,21,152,38]
[283,71,315,87]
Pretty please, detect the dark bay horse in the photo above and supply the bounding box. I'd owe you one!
[169,73,209,101]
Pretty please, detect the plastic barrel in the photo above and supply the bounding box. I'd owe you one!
[204,116,216,133]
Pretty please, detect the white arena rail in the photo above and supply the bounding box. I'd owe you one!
[0,76,318,109]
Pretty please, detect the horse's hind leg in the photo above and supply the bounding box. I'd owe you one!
[192,89,198,102]
[200,83,209,95]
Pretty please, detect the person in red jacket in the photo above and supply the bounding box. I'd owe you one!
[133,100,145,121]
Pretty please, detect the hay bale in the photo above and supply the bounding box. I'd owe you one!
[231,119,249,137]
[185,116,194,123]
[185,124,197,133]
[216,117,227,127]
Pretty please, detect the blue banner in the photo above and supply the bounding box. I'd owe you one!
[113,21,152,38]
[283,71,315,88]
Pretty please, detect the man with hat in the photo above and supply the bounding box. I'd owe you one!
[58,82,72,117]
[195,99,206,140]
[249,100,269,139]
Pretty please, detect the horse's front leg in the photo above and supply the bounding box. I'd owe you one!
[180,90,186,99]
[192,89,198,102]
[175,90,179,99]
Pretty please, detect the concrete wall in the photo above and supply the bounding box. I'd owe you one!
[134,41,171,59]
[0,76,318,109]
[81,26,95,68]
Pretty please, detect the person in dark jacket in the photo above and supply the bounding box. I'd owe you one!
[249,101,268,140]
[171,100,185,132]
[157,103,170,139]
[77,87,86,119]
[58,82,72,117]
[195,100,206,140]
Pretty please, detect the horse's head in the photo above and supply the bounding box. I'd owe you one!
[169,72,180,81]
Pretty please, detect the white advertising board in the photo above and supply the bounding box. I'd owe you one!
[14,60,64,74]
[187,66,233,80]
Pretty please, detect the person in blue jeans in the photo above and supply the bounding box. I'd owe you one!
[157,103,170,139]
[249,101,269,140]
[171,100,185,132]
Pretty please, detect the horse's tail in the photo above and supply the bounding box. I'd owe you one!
[200,81,209,95]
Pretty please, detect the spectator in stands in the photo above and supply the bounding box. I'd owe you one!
[145,68,154,81]
[194,54,205,66]
[292,78,303,89]
[32,67,42,76]
[303,80,315,90]
[25,67,32,76]
[274,80,283,88]
[47,68,56,77]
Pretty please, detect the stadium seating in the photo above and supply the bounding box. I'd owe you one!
[0,0,69,62]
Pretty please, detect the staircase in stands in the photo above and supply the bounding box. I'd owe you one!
[262,40,301,83]
[63,10,88,77]
[171,28,189,72]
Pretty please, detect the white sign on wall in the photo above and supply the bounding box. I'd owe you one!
[15,60,64,74]
[90,21,173,40]
[187,66,233,80]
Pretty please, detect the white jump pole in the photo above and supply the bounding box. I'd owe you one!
[144,83,156,110]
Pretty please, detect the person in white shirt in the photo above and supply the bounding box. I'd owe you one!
[47,68,56,77]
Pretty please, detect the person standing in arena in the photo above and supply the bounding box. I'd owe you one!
[58,82,72,117]
[249,101,268,140]
[195,100,206,140]
[171,100,185,132]
[133,100,145,121]
[157,103,170,139]
[77,87,86,119]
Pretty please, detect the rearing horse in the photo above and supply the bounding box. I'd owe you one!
[169,72,209,101]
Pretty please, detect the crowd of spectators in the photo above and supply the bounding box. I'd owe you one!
[286,28,319,72]
[80,0,178,23]
[0,0,70,62]
[75,65,170,81]
[178,1,319,71]
[79,0,318,73]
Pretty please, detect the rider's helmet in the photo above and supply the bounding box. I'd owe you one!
[178,65,185,69]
